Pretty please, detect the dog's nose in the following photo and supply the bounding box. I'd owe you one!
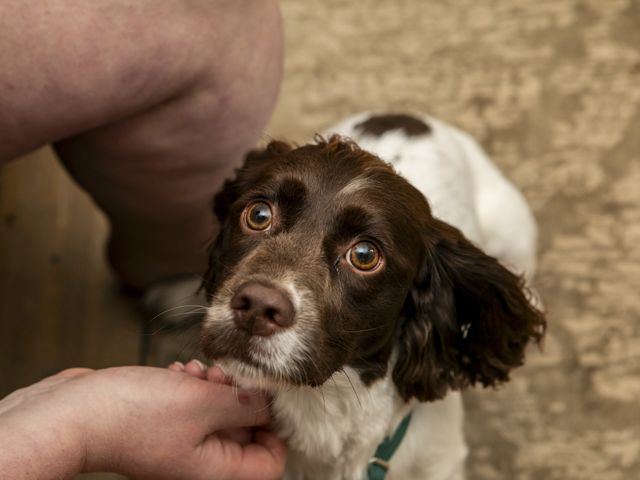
[230,281,295,336]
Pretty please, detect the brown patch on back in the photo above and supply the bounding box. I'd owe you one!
[355,113,431,137]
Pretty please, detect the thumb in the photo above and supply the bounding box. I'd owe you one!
[199,430,288,480]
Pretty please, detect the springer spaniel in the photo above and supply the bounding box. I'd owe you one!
[201,112,545,480]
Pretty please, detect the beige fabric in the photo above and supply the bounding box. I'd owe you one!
[267,1,640,478]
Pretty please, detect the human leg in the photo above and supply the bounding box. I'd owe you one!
[0,0,283,288]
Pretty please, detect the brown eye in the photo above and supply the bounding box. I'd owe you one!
[244,202,273,231]
[348,241,381,271]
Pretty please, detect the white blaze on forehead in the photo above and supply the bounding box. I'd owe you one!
[337,176,370,196]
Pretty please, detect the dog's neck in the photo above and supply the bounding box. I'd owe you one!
[271,368,413,480]
[215,361,414,479]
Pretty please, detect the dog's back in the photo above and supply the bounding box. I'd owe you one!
[318,112,538,479]
[198,112,544,480]
[326,112,538,280]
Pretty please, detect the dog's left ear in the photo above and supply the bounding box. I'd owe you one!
[393,218,545,402]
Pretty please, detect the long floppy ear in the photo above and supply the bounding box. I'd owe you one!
[393,218,545,402]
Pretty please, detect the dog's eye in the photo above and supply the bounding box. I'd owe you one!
[348,241,381,272]
[244,201,273,231]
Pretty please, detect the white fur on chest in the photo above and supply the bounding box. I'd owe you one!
[273,368,411,480]
[269,369,466,480]
[217,112,537,480]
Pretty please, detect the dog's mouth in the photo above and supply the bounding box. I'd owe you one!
[201,321,344,393]
[201,335,312,393]
[208,357,292,393]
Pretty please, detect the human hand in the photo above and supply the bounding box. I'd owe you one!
[0,363,286,480]
[167,360,258,447]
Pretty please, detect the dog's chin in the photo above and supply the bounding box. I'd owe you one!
[213,357,338,395]
[202,331,312,392]
[213,357,300,394]
[208,357,300,394]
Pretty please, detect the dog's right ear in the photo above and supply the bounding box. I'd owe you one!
[212,140,292,222]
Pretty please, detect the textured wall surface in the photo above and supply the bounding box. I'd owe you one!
[269,1,640,478]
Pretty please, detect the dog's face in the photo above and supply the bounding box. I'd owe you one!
[201,137,545,401]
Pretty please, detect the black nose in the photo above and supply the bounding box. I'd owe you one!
[230,281,295,336]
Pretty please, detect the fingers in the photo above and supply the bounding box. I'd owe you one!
[184,360,207,379]
[206,365,233,385]
[168,360,207,379]
[234,430,288,480]
[236,430,288,480]
[168,361,185,372]
[200,430,287,480]
[168,360,270,429]
[217,427,254,445]
[167,360,232,384]
[168,360,234,385]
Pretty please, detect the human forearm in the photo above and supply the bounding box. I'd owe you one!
[0,364,286,480]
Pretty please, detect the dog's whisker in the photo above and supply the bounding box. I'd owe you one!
[232,379,240,403]
[186,342,202,361]
[149,310,208,335]
[145,315,203,337]
[175,334,201,361]
[147,304,209,325]
[323,337,355,355]
[340,368,362,409]
[320,385,327,425]
[339,324,394,333]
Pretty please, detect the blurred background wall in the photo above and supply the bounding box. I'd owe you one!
[1,1,639,479]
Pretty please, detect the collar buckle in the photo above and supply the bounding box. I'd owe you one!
[367,413,412,480]
[368,457,391,471]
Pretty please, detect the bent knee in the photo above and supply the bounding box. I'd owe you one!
[123,0,284,153]
[125,0,284,113]
[188,0,284,127]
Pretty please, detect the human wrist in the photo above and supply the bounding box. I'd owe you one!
[72,371,128,474]
[0,409,86,478]
[79,418,124,475]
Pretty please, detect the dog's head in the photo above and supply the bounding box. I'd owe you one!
[201,136,545,401]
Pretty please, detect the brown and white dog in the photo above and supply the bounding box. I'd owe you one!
[201,113,545,480]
